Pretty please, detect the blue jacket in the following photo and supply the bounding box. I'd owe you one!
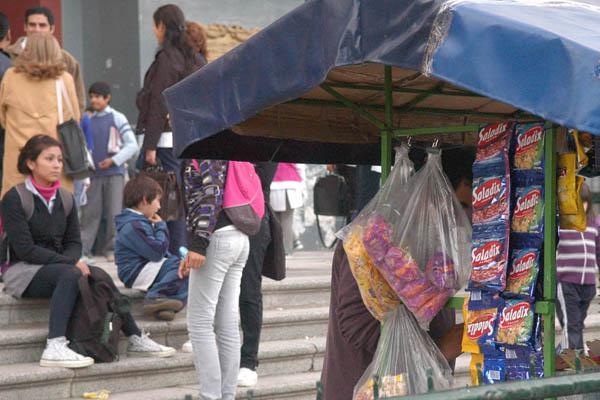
[114,208,178,287]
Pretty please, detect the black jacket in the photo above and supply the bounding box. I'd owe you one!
[136,46,202,151]
[1,188,81,265]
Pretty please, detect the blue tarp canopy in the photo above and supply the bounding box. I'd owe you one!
[164,0,600,164]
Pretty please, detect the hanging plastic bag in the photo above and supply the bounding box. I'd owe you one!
[338,145,414,321]
[359,148,472,328]
[353,306,453,399]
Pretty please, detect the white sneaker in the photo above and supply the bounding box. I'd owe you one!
[237,367,258,387]
[40,337,94,368]
[127,332,176,358]
[181,340,193,353]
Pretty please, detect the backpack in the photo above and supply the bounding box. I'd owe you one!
[192,160,265,236]
[66,275,131,363]
[223,161,265,236]
[0,183,74,267]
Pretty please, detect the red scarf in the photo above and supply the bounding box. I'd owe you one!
[29,176,60,203]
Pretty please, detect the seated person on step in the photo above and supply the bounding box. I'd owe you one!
[114,175,188,321]
[0,135,175,369]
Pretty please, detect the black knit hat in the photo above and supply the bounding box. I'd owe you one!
[88,81,111,97]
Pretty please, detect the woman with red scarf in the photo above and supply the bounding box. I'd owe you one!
[1,135,174,369]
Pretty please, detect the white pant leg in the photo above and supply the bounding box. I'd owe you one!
[187,228,249,400]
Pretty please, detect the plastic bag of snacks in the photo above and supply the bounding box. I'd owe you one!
[338,145,414,321]
[356,148,471,328]
[353,306,452,399]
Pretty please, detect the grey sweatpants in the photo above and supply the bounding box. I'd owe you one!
[556,281,597,350]
[187,227,250,400]
[80,174,125,256]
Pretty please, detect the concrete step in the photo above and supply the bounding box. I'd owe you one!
[80,371,322,400]
[0,307,329,365]
[0,337,325,400]
[0,276,331,326]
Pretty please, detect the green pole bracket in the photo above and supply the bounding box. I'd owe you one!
[543,123,558,377]
[324,82,485,98]
[319,83,387,131]
[445,296,466,310]
[381,65,394,182]
[393,125,481,137]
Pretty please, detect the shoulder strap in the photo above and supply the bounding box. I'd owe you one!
[56,78,74,123]
[14,183,35,221]
[58,188,74,216]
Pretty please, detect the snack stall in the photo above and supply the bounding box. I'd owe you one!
[163,0,600,395]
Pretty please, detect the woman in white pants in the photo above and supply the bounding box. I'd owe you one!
[179,159,256,400]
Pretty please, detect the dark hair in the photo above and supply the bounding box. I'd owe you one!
[123,175,163,209]
[25,7,55,26]
[153,5,197,71]
[89,81,111,97]
[17,134,63,175]
[580,182,596,220]
[0,12,9,41]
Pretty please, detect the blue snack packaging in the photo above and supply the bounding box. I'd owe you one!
[505,247,541,300]
[513,123,545,171]
[512,185,544,235]
[469,224,509,292]
[482,346,506,384]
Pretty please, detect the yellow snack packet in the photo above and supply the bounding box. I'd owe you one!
[572,130,589,169]
[560,176,587,232]
[558,153,578,215]
[470,353,485,386]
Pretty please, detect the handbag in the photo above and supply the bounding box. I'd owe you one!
[56,79,94,179]
[140,159,184,221]
[262,205,286,280]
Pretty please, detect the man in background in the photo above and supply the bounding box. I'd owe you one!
[8,6,85,113]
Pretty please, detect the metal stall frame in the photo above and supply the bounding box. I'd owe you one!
[308,64,558,378]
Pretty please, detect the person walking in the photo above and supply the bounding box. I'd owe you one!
[270,163,305,255]
[8,6,85,114]
[556,182,600,351]
[79,82,138,260]
[136,4,202,254]
[180,159,266,400]
[1,135,175,368]
[0,33,79,196]
[0,12,12,186]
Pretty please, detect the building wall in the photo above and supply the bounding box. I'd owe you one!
[61,0,141,119]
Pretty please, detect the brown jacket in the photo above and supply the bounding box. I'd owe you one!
[0,68,80,196]
[7,37,85,114]
[136,47,201,150]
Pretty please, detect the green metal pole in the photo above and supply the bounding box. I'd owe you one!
[381,65,393,183]
[543,124,557,377]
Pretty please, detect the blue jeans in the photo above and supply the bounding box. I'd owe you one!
[137,147,187,254]
[146,258,189,303]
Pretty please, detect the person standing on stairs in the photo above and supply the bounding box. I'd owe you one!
[179,159,265,400]
[237,162,280,387]
[556,182,600,351]
[1,135,175,369]
[136,4,203,254]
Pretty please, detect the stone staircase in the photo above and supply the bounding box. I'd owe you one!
[0,251,333,400]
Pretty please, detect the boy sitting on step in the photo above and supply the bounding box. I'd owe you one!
[115,175,188,320]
